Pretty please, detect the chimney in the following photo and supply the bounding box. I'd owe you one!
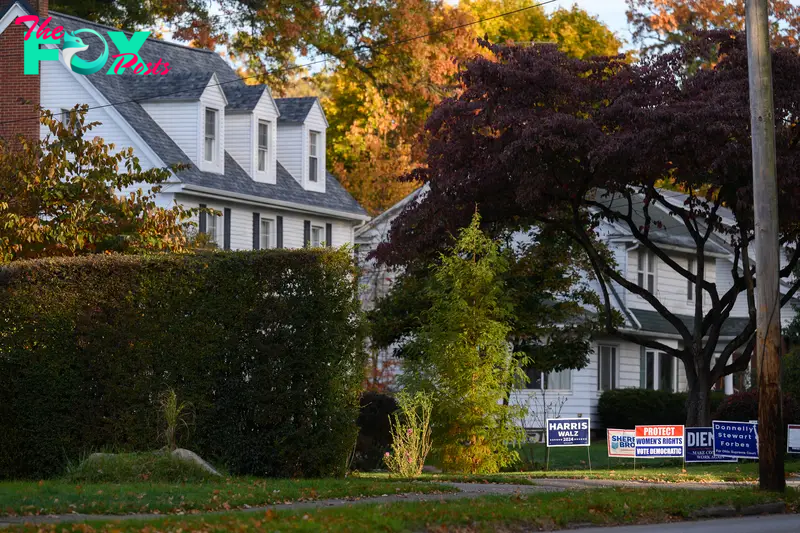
[0,0,47,143]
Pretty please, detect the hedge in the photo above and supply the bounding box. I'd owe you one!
[0,251,365,479]
[598,389,727,428]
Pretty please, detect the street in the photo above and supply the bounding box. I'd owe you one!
[580,514,800,532]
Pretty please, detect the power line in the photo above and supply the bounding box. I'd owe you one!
[0,0,556,126]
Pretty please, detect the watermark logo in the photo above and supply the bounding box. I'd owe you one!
[15,16,171,75]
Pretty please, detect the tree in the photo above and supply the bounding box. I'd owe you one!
[626,0,800,53]
[463,0,621,58]
[0,106,196,261]
[398,213,525,473]
[375,35,800,426]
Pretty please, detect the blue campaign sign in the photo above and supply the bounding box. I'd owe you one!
[546,418,590,447]
[685,427,737,463]
[712,420,758,459]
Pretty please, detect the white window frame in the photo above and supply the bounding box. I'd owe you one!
[687,257,696,302]
[204,108,218,163]
[257,120,270,172]
[597,344,618,392]
[640,347,678,392]
[206,212,220,244]
[637,249,656,293]
[260,217,274,250]
[309,130,320,183]
[311,225,324,247]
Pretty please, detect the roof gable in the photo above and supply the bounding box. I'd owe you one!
[275,97,328,126]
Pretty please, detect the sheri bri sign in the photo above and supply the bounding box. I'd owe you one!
[712,421,758,459]
[684,427,736,463]
[634,425,685,458]
[546,418,590,447]
[607,429,636,457]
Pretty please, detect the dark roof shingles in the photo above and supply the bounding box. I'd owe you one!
[275,97,316,122]
[48,13,366,217]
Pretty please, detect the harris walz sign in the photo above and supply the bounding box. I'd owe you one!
[546,418,590,447]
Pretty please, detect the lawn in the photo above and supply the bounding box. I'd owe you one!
[5,487,798,532]
[358,441,800,484]
[0,478,456,517]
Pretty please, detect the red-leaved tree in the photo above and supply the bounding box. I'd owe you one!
[375,34,800,426]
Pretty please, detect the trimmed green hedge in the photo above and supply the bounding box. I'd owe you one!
[0,251,365,479]
[598,389,727,428]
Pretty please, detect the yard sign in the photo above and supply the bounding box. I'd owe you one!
[607,429,636,457]
[634,425,685,458]
[684,427,736,463]
[546,418,590,447]
[788,425,800,454]
[712,421,758,459]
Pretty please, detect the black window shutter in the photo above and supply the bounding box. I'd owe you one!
[223,208,231,250]
[199,204,207,233]
[276,216,283,248]
[325,223,332,248]
[252,212,260,250]
[303,220,311,248]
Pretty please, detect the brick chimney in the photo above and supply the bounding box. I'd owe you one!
[0,0,48,143]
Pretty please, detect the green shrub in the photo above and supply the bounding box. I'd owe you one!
[598,389,727,428]
[0,251,365,479]
[713,390,800,424]
[352,392,398,471]
[64,452,220,483]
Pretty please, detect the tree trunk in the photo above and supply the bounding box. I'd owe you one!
[685,369,712,427]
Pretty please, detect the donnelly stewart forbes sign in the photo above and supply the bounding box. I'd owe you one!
[546,418,590,447]
[635,425,685,458]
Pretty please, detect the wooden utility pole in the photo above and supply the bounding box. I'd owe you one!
[745,0,785,492]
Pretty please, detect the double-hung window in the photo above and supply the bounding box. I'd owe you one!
[260,218,272,249]
[204,108,217,162]
[309,131,319,182]
[257,121,269,172]
[206,213,219,244]
[311,225,324,247]
[640,348,677,392]
[597,345,617,391]
[637,250,656,292]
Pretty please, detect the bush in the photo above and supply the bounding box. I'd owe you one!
[384,391,433,478]
[713,390,800,424]
[0,251,365,479]
[352,392,398,471]
[598,389,727,428]
[64,452,220,483]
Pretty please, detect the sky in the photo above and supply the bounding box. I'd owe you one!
[548,0,632,47]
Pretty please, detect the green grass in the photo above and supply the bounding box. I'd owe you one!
[0,478,456,517]
[358,441,800,484]
[5,487,798,532]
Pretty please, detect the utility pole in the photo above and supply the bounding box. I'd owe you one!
[746,0,785,492]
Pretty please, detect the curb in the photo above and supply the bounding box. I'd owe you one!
[689,502,785,519]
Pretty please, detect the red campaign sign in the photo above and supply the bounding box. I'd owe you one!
[635,425,685,458]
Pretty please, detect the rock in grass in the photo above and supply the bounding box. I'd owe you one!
[171,449,221,477]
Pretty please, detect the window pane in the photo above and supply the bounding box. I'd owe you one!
[640,350,655,389]
[523,366,542,389]
[648,273,655,293]
[312,227,322,247]
[309,157,318,182]
[258,122,269,148]
[647,252,655,273]
[659,353,674,392]
[687,258,695,300]
[598,346,616,391]
[258,149,266,171]
[310,132,317,155]
[205,110,215,136]
[545,369,570,390]
[638,250,645,271]
[260,219,271,249]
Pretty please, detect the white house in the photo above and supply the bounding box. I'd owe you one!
[356,187,800,429]
[0,0,369,248]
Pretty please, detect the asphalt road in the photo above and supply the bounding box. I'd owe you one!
[578,514,800,532]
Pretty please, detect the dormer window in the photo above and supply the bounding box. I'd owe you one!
[257,120,270,172]
[309,131,319,182]
[204,108,218,162]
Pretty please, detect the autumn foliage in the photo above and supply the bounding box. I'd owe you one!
[0,106,196,262]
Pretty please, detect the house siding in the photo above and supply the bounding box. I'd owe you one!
[226,114,252,175]
[141,100,200,164]
[277,123,303,185]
